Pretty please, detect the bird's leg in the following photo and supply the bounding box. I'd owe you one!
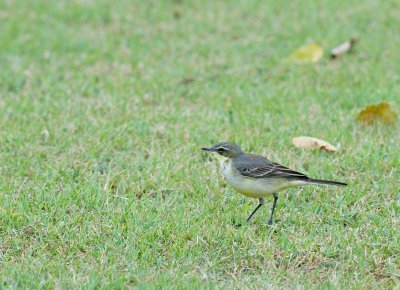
[268,193,278,225]
[246,198,264,222]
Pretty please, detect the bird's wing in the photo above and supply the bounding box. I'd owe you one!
[234,154,308,179]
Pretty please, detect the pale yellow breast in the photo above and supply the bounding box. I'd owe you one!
[220,160,305,198]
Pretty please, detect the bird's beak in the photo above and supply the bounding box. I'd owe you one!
[201,147,214,152]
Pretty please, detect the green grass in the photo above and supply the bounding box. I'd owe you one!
[1,0,399,288]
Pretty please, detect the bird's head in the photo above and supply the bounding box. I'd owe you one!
[201,142,243,158]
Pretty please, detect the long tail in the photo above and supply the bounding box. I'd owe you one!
[307,178,347,186]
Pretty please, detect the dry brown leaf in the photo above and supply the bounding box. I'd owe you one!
[287,43,324,64]
[356,102,398,125]
[331,38,357,58]
[292,136,337,152]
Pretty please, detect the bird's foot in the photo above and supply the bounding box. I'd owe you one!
[231,219,242,228]
[268,219,280,226]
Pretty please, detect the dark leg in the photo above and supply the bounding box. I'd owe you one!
[247,198,264,222]
[268,193,278,225]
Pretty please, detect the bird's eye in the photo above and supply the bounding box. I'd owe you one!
[217,147,226,152]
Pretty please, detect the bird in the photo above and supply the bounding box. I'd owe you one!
[201,142,347,225]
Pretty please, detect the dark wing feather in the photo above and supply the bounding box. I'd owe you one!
[234,154,308,180]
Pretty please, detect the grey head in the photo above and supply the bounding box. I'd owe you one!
[201,142,243,158]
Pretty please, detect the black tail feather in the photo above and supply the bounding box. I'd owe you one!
[308,178,347,186]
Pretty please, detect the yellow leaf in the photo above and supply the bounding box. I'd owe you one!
[356,102,398,125]
[292,136,337,152]
[287,43,324,64]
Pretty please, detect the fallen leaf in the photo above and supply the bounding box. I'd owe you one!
[292,136,337,152]
[356,102,398,125]
[331,38,357,58]
[287,43,324,64]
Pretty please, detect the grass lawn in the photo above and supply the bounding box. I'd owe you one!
[1,0,399,288]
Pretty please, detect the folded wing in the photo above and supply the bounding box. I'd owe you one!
[234,154,309,180]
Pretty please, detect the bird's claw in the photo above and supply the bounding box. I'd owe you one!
[268,219,280,226]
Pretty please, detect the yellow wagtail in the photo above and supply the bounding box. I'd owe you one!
[202,142,347,225]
